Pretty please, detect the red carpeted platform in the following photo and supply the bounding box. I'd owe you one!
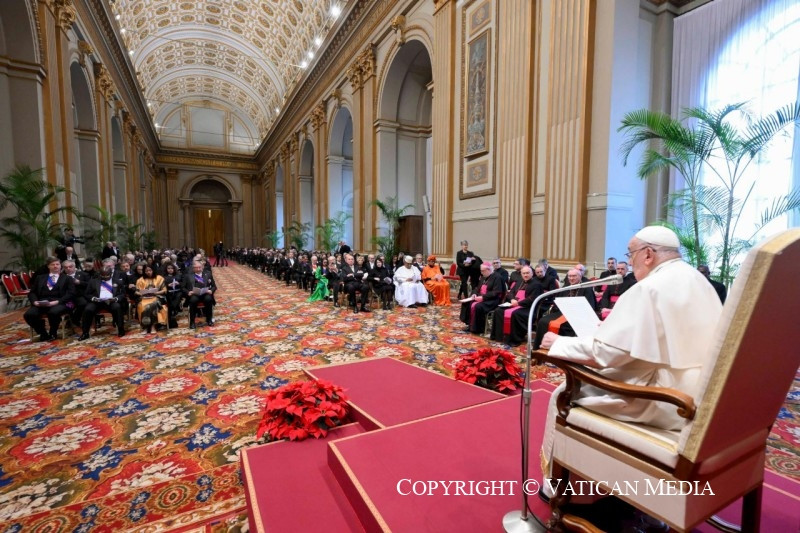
[328,393,553,532]
[242,423,366,533]
[305,357,505,428]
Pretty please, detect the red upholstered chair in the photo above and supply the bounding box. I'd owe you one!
[20,271,33,290]
[443,263,461,297]
[539,229,800,532]
[2,274,29,309]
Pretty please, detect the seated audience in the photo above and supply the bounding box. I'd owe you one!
[79,260,126,340]
[340,254,370,312]
[492,258,509,288]
[63,259,90,324]
[24,256,75,342]
[326,258,342,306]
[459,261,504,333]
[697,264,727,304]
[599,261,636,314]
[595,256,617,292]
[163,262,183,328]
[136,265,168,333]
[421,255,450,306]
[393,255,429,308]
[308,256,330,302]
[508,258,529,291]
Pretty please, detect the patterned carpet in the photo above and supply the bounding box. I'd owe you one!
[0,263,797,532]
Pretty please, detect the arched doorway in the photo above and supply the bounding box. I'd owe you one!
[111,116,127,215]
[275,164,285,248]
[328,107,354,247]
[377,40,433,253]
[188,178,232,254]
[299,139,315,234]
[70,61,99,213]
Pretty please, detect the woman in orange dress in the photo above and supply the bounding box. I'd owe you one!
[421,255,451,306]
[136,265,168,333]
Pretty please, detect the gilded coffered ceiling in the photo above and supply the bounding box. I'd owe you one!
[111,0,341,153]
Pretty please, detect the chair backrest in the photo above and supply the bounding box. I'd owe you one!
[448,263,457,276]
[2,275,17,296]
[680,229,800,465]
[11,273,24,292]
[21,271,32,289]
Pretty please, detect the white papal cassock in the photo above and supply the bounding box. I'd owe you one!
[393,265,429,307]
[541,259,723,479]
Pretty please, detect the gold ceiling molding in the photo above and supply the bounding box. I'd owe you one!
[346,45,376,90]
[56,1,77,32]
[114,0,331,143]
[156,153,258,171]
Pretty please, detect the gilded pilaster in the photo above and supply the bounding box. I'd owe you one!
[310,103,328,243]
[358,46,377,247]
[280,143,291,232]
[165,168,179,247]
[240,174,254,245]
[496,0,534,259]
[265,163,277,236]
[542,0,595,262]
[348,61,364,249]
[431,0,456,257]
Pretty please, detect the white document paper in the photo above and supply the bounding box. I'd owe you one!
[497,302,512,308]
[554,297,601,337]
[459,297,475,303]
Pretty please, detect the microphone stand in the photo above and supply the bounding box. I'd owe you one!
[503,275,623,532]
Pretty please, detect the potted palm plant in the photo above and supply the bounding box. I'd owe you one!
[315,211,351,253]
[619,102,800,284]
[0,165,78,271]
[370,197,413,260]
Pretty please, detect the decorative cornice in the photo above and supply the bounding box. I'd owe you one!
[53,0,77,32]
[280,142,291,160]
[156,153,258,172]
[346,63,363,90]
[289,136,299,155]
[357,45,376,80]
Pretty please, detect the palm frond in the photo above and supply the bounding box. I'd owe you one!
[741,102,800,157]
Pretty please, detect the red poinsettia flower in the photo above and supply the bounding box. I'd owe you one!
[454,349,524,394]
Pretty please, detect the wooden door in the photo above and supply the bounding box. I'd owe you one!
[194,208,224,255]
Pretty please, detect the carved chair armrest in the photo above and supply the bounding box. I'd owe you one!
[532,349,696,420]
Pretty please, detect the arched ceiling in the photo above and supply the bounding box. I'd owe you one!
[111,0,341,152]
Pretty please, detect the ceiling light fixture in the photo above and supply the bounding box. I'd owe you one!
[331,4,341,18]
[120,28,126,34]
[129,50,134,56]
[315,37,323,47]
[300,60,308,69]
[115,14,121,20]
[275,107,280,114]
[307,51,314,60]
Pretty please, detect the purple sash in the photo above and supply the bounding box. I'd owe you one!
[194,274,205,285]
[101,281,114,293]
[503,289,527,335]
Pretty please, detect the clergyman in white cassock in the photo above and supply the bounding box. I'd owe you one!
[393,256,429,307]
[538,226,723,490]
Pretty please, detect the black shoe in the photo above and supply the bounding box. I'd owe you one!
[38,334,53,342]
[189,322,196,329]
[462,326,471,332]
[169,320,178,329]
[360,306,370,313]
[207,320,214,326]
[146,325,152,334]
[117,330,125,337]
[78,333,90,341]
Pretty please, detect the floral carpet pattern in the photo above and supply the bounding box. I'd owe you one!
[0,263,797,532]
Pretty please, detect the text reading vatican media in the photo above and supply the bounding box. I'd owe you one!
[395,479,715,497]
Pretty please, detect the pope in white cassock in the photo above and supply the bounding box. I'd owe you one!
[393,255,430,307]
[539,226,723,495]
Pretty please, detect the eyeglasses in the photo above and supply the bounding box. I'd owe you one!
[625,246,653,259]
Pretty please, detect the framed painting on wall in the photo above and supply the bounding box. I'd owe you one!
[469,0,491,36]
[464,29,491,158]
[461,158,494,199]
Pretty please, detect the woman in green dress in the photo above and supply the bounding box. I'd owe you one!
[308,256,329,302]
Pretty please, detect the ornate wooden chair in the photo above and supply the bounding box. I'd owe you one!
[537,229,800,532]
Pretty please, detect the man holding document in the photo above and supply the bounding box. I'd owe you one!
[183,261,217,328]
[538,226,723,496]
[79,261,126,340]
[24,256,74,342]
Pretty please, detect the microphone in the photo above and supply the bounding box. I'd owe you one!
[502,272,624,531]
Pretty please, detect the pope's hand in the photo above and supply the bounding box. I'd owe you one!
[541,332,559,349]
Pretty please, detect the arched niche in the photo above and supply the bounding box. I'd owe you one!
[111,117,127,216]
[70,61,100,214]
[0,0,44,178]
[327,106,354,246]
[299,138,315,233]
[376,39,433,253]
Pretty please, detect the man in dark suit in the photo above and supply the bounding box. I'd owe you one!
[337,241,352,255]
[183,261,217,328]
[63,259,90,324]
[79,262,126,340]
[492,258,509,289]
[456,240,480,299]
[698,264,727,304]
[24,257,75,341]
[340,253,369,312]
[101,241,115,259]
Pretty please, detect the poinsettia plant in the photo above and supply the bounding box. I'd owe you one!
[256,378,350,442]
[454,348,524,393]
